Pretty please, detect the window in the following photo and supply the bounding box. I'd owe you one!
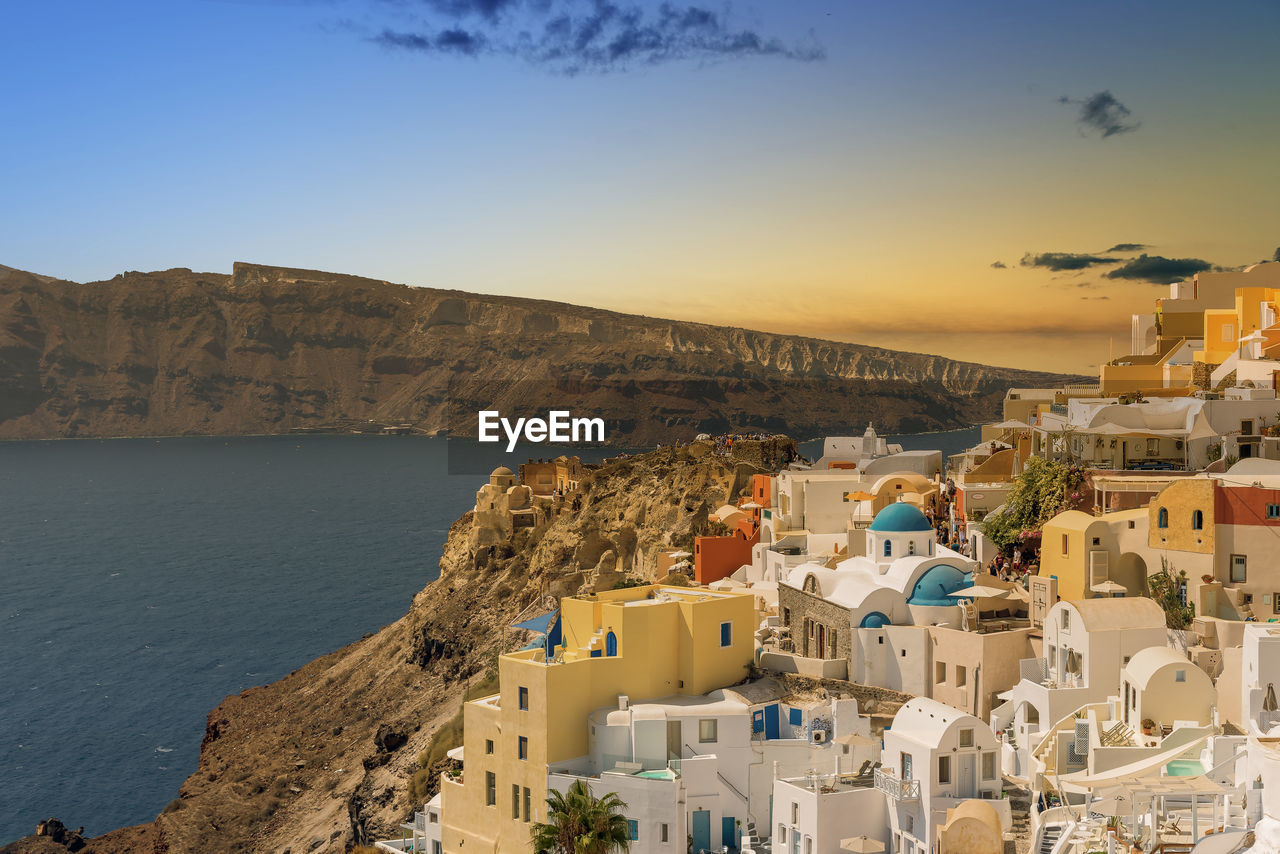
[982,752,996,780]
[938,755,951,784]
[518,687,529,710]
[901,752,913,781]
[485,739,494,755]
[783,607,791,626]
[1223,324,1236,342]
[720,621,733,648]
[627,820,638,841]
[1061,609,1070,630]
[830,629,837,651]
[433,842,442,854]
[699,718,718,743]
[1270,504,1280,519]
[884,540,892,557]
[1147,438,1159,456]
[661,824,669,843]
[878,636,884,645]
[485,772,496,807]
[1232,554,1247,583]
[518,736,528,760]
[1176,669,1186,683]
[791,802,798,823]
[959,728,974,748]
[523,786,531,821]
[901,648,907,657]
[790,707,802,726]
[1242,419,1254,435]
[805,837,813,854]
[1092,537,1101,546]
[1192,510,1203,531]
[1062,533,1069,556]
[935,662,946,684]
[778,826,787,845]
[512,785,520,819]
[1158,508,1168,529]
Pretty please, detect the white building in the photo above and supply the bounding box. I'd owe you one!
[993,598,1166,776]
[772,772,889,854]
[878,698,1008,854]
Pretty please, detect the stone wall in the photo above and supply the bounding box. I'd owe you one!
[777,582,853,664]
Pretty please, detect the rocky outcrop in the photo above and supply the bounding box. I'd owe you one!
[0,263,1085,443]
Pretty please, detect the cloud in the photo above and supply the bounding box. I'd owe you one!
[1105,254,1212,284]
[990,261,1007,269]
[1057,90,1140,138]
[1105,243,1148,253]
[1020,251,1118,272]
[370,0,825,73]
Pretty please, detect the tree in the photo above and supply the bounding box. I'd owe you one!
[531,779,632,854]
[980,457,1086,553]
[1148,557,1194,630]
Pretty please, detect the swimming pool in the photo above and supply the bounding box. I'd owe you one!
[1165,759,1204,776]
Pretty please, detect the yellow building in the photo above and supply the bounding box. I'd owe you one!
[440,584,756,854]
[1037,508,1150,602]
[1102,262,1280,396]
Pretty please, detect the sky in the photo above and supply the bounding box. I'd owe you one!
[2,0,1278,373]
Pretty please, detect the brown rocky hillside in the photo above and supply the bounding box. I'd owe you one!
[0,262,1083,443]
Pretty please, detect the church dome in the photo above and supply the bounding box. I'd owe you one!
[868,501,932,532]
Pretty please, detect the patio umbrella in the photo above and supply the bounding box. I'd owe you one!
[840,836,885,854]
[845,490,875,502]
[741,502,763,510]
[1089,789,1133,817]
[948,585,1011,599]
[669,550,692,558]
[1090,580,1128,596]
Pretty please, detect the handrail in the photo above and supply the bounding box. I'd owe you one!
[683,743,749,804]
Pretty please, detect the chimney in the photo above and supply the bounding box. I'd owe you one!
[618,695,629,711]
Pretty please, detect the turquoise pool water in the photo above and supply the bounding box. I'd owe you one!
[636,770,675,780]
[1166,759,1204,776]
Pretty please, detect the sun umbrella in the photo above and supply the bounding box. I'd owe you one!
[669,550,692,558]
[741,501,763,509]
[840,836,885,854]
[845,490,875,502]
[948,585,1011,599]
[1090,580,1128,596]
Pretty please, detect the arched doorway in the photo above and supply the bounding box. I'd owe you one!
[605,631,618,657]
[1114,553,1147,599]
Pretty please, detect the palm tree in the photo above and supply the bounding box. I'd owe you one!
[531,779,631,854]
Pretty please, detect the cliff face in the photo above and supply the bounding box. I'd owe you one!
[0,446,770,854]
[0,263,1083,443]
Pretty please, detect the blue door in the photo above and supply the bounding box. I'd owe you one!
[752,710,764,735]
[722,816,737,852]
[764,704,780,740]
[691,810,711,853]
[605,631,618,656]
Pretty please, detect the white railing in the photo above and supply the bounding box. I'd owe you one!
[873,768,920,801]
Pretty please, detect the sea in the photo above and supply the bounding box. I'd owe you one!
[0,427,978,842]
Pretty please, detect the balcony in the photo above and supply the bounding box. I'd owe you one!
[873,768,919,802]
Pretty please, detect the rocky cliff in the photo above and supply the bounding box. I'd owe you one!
[0,263,1083,443]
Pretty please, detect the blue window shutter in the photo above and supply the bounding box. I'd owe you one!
[789,707,801,726]
[628,820,638,841]
[720,621,732,646]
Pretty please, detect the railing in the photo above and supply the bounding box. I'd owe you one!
[873,768,920,801]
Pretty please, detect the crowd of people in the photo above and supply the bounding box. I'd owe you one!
[925,476,1038,588]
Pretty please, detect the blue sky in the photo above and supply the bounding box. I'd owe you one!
[3,0,1278,370]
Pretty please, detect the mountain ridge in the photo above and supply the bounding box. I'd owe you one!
[0,262,1087,442]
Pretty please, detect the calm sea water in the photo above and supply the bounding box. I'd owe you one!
[0,428,977,842]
